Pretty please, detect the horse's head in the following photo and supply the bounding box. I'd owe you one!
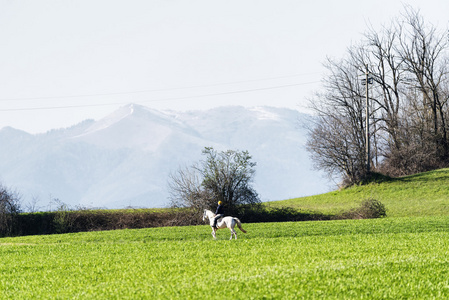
[202,209,207,222]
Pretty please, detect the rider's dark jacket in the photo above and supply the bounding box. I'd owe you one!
[215,204,224,215]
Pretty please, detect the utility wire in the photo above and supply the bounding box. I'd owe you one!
[0,80,320,112]
[0,72,322,102]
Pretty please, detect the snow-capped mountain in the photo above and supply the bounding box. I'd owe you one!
[0,104,330,209]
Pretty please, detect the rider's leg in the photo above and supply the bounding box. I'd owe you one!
[213,214,224,228]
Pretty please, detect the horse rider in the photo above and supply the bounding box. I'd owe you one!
[213,201,224,229]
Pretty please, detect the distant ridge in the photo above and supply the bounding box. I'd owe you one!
[0,104,329,209]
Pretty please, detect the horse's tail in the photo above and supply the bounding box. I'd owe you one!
[234,218,247,233]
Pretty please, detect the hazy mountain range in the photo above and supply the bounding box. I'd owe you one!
[0,104,331,209]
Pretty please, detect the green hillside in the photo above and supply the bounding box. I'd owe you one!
[267,168,449,218]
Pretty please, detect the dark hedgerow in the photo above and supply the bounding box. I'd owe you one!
[12,199,387,237]
[236,204,331,223]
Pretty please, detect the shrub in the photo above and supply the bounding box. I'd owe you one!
[53,200,75,234]
[339,198,387,219]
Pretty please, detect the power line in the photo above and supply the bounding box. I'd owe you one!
[0,80,321,112]
[0,72,322,102]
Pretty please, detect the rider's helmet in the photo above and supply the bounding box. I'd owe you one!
[218,201,223,205]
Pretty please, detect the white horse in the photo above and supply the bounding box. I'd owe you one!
[202,209,247,240]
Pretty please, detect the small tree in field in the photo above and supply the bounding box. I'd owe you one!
[169,147,260,214]
[0,185,21,237]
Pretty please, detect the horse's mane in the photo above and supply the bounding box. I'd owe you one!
[204,209,215,216]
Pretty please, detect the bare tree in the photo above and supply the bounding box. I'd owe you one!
[398,6,449,160]
[307,55,369,185]
[25,195,42,213]
[359,23,405,153]
[307,5,449,182]
[306,113,365,185]
[168,164,206,209]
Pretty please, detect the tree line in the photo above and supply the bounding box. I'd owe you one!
[306,6,449,185]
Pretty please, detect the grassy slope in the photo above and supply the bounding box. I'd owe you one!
[267,168,449,218]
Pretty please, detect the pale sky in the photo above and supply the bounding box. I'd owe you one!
[1,0,448,133]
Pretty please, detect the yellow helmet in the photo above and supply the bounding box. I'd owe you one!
[218,201,223,205]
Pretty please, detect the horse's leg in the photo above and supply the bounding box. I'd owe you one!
[211,227,216,239]
[229,226,237,240]
[231,221,237,240]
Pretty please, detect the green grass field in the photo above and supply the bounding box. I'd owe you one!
[2,168,449,298]
[1,217,449,299]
